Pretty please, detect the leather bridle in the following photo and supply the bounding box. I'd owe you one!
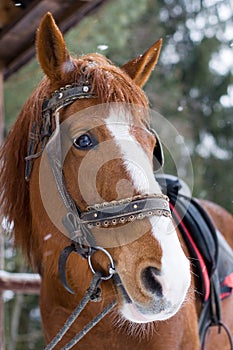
[25,81,172,349]
[25,81,171,285]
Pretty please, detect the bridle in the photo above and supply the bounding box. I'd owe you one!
[25,79,171,287]
[25,81,171,246]
[25,81,172,348]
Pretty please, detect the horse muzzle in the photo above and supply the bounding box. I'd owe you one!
[117,263,190,323]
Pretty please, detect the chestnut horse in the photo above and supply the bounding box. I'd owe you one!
[1,13,233,350]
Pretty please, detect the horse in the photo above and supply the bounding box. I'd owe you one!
[1,12,233,350]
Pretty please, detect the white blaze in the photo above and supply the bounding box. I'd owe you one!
[106,107,161,195]
[106,106,190,322]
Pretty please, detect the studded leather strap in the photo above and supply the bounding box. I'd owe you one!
[81,195,171,228]
[42,84,95,114]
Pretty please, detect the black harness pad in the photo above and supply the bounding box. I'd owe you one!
[156,174,233,346]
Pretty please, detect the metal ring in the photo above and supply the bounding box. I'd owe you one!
[88,246,115,280]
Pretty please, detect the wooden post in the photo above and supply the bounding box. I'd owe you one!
[0,271,40,294]
[0,66,4,350]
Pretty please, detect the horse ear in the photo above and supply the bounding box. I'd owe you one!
[36,12,72,81]
[121,39,162,88]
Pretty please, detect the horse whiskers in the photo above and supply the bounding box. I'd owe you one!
[177,282,196,310]
[193,287,203,298]
[190,268,199,278]
[188,269,205,298]
[187,256,199,265]
[183,289,194,306]
[110,309,159,341]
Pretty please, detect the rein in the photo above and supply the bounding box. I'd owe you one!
[25,82,172,347]
[45,271,117,350]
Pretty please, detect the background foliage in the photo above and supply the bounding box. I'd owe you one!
[3,0,233,348]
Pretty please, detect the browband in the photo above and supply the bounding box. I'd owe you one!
[42,84,95,114]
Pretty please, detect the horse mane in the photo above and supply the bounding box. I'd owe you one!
[0,52,149,265]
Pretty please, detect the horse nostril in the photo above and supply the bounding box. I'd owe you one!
[142,267,163,297]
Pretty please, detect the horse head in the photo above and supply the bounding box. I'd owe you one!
[1,13,191,337]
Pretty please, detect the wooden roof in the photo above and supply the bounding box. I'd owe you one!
[0,0,107,80]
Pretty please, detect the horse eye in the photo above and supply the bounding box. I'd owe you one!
[73,134,94,150]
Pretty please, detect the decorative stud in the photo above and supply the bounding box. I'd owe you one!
[83,86,89,93]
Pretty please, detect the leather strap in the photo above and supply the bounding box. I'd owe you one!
[58,244,77,294]
[42,84,94,114]
[81,195,171,227]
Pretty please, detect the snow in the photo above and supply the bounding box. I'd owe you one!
[196,132,231,159]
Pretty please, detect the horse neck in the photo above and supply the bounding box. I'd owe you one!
[0,79,51,265]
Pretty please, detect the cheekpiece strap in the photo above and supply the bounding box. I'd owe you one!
[25,83,95,182]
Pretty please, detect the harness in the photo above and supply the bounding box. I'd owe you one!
[156,175,233,349]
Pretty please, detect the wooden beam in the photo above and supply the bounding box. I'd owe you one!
[0,0,108,80]
[0,0,21,29]
[0,271,40,294]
